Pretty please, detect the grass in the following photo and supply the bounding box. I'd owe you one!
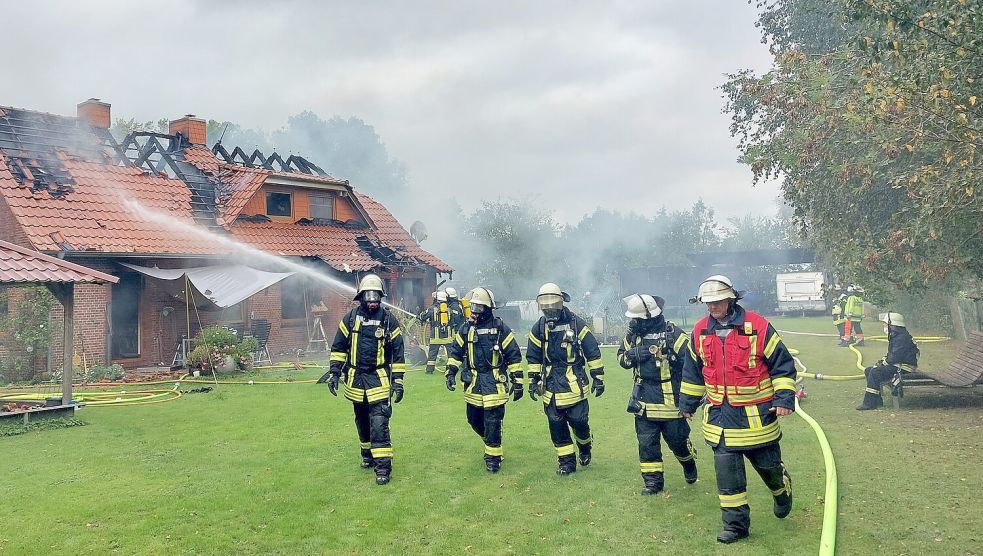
[0,316,979,555]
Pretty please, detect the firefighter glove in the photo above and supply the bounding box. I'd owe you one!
[327,373,340,396]
[591,380,605,397]
[445,374,456,391]
[316,371,331,384]
[529,381,539,401]
[510,381,524,401]
[390,381,404,403]
[628,346,652,363]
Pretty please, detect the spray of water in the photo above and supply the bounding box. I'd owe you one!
[121,198,416,317]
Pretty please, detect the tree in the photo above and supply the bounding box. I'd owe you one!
[109,117,168,141]
[724,0,982,296]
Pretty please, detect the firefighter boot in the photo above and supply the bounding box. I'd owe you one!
[485,455,501,474]
[773,467,793,519]
[682,458,699,484]
[578,444,592,467]
[557,455,577,476]
[856,388,883,410]
[717,529,750,544]
[360,451,374,469]
[641,472,664,495]
[837,338,852,347]
[425,363,435,375]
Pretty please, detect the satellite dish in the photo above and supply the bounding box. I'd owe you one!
[410,221,428,243]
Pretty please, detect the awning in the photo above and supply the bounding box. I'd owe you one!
[121,263,294,308]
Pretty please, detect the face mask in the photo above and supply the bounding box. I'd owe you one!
[470,304,490,323]
[543,308,562,322]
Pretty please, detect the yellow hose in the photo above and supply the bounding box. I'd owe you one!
[795,397,837,555]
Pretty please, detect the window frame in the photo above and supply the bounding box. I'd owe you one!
[309,192,335,220]
[266,191,293,217]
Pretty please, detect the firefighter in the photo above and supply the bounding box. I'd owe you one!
[840,285,866,347]
[831,291,848,343]
[318,274,405,486]
[856,312,919,410]
[419,291,453,374]
[445,287,470,332]
[680,275,796,544]
[618,293,698,494]
[526,282,605,476]
[445,287,523,472]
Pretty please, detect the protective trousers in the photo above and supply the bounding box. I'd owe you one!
[863,364,899,407]
[466,404,506,465]
[426,343,448,374]
[545,399,592,470]
[713,443,790,534]
[635,417,697,486]
[353,401,393,475]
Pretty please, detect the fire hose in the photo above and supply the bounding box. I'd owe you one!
[794,397,837,556]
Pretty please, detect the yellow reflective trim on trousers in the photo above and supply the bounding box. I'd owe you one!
[680,381,705,397]
[359,441,371,449]
[719,492,748,508]
[578,326,590,341]
[484,445,504,457]
[865,387,880,394]
[556,444,576,456]
[764,333,782,358]
[574,433,592,445]
[528,332,542,348]
[676,449,695,463]
[640,461,664,473]
[371,447,394,458]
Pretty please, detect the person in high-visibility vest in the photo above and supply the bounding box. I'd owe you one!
[840,285,866,347]
[680,275,795,544]
[419,291,453,374]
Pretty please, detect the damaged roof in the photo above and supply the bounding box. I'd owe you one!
[0,103,451,273]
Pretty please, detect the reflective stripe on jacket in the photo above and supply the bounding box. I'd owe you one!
[447,318,523,408]
[525,309,604,408]
[329,307,406,404]
[617,322,690,419]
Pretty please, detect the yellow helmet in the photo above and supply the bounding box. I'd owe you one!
[537,282,570,311]
[354,274,386,300]
[695,275,740,303]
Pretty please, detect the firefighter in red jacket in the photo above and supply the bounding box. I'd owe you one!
[680,275,796,544]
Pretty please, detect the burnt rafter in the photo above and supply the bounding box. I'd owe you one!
[354,235,416,267]
[211,143,328,176]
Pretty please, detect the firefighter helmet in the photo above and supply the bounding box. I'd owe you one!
[445,287,458,299]
[695,275,741,303]
[354,274,386,300]
[878,312,905,327]
[623,294,663,319]
[537,282,571,311]
[467,287,497,309]
[436,291,448,302]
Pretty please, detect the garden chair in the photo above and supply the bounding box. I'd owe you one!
[892,332,983,408]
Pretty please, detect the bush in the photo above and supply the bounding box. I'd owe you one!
[187,325,257,371]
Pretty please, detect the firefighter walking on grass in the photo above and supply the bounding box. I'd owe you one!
[318,274,405,485]
[445,287,523,473]
[617,293,698,495]
[680,275,796,544]
[526,283,605,475]
[419,291,453,374]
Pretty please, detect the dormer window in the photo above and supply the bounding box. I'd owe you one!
[266,192,292,217]
[310,193,335,220]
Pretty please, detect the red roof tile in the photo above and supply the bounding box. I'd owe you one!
[229,221,379,271]
[0,153,227,255]
[0,239,119,283]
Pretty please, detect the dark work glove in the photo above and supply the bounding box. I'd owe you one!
[591,380,605,397]
[445,374,456,391]
[529,378,540,401]
[327,373,340,396]
[390,381,404,404]
[510,381,524,401]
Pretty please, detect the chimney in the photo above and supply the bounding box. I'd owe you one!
[169,114,208,145]
[77,98,111,129]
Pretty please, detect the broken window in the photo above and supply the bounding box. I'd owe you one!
[310,193,334,220]
[111,273,142,358]
[266,192,292,217]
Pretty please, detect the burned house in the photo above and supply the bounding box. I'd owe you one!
[0,99,451,371]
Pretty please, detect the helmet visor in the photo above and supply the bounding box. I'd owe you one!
[538,293,564,311]
[362,290,382,304]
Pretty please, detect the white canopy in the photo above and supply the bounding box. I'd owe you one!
[121,263,294,308]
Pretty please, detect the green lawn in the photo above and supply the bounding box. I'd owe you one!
[1,316,980,555]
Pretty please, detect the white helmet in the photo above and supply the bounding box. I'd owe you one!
[354,274,386,300]
[435,291,448,303]
[467,287,497,309]
[878,312,905,327]
[445,287,458,299]
[537,282,570,311]
[623,294,663,319]
[695,275,740,303]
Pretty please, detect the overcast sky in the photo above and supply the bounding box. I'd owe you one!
[0,0,779,224]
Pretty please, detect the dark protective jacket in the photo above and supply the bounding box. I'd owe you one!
[680,306,797,449]
[446,316,523,408]
[617,317,691,420]
[446,299,468,333]
[330,306,405,404]
[885,326,919,370]
[419,301,453,344]
[526,308,604,408]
